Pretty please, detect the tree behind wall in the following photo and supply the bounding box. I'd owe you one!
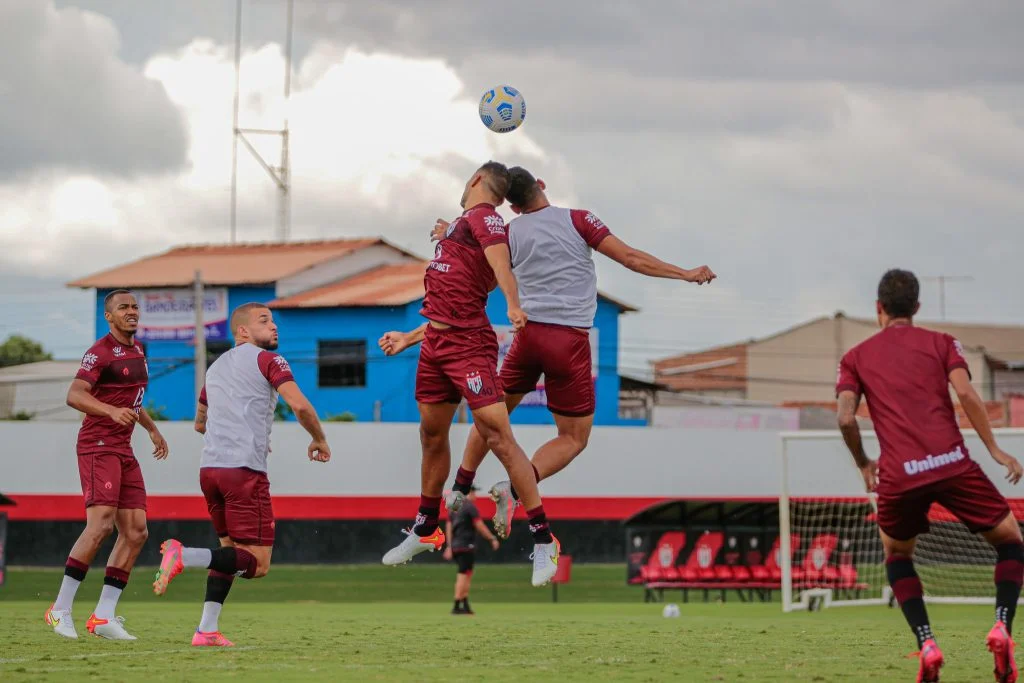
[0,335,53,368]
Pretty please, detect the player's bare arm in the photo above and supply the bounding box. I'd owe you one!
[837,390,878,492]
[483,243,527,330]
[378,323,428,356]
[473,518,500,550]
[66,378,138,426]
[194,401,208,434]
[443,520,454,560]
[277,380,331,463]
[950,368,1023,484]
[137,407,169,460]
[596,235,715,284]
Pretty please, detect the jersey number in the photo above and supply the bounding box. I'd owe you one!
[133,387,146,414]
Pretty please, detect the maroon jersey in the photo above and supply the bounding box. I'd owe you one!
[75,334,149,458]
[836,324,972,494]
[420,203,509,329]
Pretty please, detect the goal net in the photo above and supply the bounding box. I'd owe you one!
[780,429,1024,612]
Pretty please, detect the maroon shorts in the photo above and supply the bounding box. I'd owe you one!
[415,324,502,410]
[877,462,1012,541]
[78,453,147,510]
[501,321,595,417]
[199,467,275,546]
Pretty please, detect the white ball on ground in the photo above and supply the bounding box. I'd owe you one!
[662,603,681,618]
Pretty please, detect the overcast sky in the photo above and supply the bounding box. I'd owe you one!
[2,0,1023,375]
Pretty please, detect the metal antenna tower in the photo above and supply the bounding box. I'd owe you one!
[230,0,293,243]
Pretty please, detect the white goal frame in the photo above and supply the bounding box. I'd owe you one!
[780,428,1024,613]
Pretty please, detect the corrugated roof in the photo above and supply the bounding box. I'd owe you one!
[66,238,408,289]
[269,262,428,308]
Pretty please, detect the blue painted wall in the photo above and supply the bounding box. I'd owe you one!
[91,287,634,425]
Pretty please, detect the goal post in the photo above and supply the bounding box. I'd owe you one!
[779,429,1024,613]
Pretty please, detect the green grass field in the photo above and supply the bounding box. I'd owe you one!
[0,564,1004,681]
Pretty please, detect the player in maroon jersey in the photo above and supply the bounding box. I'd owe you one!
[44,290,169,641]
[837,269,1024,683]
[378,161,560,587]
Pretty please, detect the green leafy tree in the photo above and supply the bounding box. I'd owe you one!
[0,335,53,368]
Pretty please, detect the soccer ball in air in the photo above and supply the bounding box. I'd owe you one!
[662,603,681,618]
[479,85,526,133]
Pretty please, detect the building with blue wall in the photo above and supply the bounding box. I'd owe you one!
[69,238,638,425]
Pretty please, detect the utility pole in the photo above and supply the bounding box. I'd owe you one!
[229,0,293,243]
[194,271,207,405]
[922,275,974,320]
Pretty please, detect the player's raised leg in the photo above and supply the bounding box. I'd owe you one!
[881,530,944,682]
[383,402,457,565]
[982,513,1024,683]
[46,505,118,639]
[86,506,148,640]
[471,402,559,587]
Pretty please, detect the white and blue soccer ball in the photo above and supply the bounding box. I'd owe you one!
[479,85,526,133]
[662,603,681,618]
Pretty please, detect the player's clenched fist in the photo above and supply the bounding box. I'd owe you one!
[378,331,409,356]
[107,407,139,426]
[308,439,331,463]
[508,306,527,332]
[686,265,716,285]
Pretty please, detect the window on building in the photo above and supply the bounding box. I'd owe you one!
[318,340,367,388]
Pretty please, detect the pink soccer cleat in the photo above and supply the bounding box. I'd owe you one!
[192,630,234,647]
[153,539,184,596]
[988,622,1018,683]
[917,639,945,683]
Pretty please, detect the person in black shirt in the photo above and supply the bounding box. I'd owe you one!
[443,486,499,615]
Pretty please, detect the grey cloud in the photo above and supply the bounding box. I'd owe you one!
[0,0,188,179]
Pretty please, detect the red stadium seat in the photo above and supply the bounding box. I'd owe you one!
[640,531,686,583]
[801,534,839,585]
[677,531,724,582]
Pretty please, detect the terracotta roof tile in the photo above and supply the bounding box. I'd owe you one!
[67,238,400,288]
[268,262,428,308]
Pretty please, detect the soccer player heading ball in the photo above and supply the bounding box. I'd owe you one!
[378,161,561,587]
[837,269,1023,683]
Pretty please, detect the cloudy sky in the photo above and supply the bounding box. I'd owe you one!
[2,0,1023,374]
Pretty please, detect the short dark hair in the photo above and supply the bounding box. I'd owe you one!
[877,269,920,318]
[506,166,540,207]
[230,302,270,335]
[477,161,510,201]
[104,289,134,312]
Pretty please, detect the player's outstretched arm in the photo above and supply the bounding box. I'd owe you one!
[483,244,527,330]
[950,368,1023,484]
[137,407,169,460]
[277,381,331,463]
[378,323,427,356]
[837,390,877,492]
[66,378,137,426]
[596,235,715,284]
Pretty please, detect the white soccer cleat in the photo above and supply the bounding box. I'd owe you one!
[45,605,78,639]
[531,536,561,587]
[489,481,518,539]
[87,614,138,641]
[444,490,466,516]
[382,527,446,566]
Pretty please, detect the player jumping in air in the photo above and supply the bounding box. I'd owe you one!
[443,485,500,615]
[153,303,330,647]
[434,167,715,537]
[378,161,561,587]
[46,290,169,640]
[837,269,1024,683]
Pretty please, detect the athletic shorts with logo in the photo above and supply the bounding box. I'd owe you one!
[415,324,502,410]
[876,461,1011,541]
[200,466,276,546]
[78,452,147,510]
[500,321,594,417]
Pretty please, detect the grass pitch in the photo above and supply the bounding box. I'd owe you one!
[0,564,1004,681]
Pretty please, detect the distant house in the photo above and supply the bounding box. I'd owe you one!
[68,238,639,425]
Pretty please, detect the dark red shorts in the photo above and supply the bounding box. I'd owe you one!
[78,453,147,510]
[877,462,1012,541]
[199,467,275,546]
[415,324,502,411]
[500,321,595,417]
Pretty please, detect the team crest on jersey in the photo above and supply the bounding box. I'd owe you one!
[112,346,125,358]
[445,220,457,239]
[81,352,99,371]
[466,371,483,395]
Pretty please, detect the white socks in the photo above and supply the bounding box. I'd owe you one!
[183,547,213,568]
[198,602,223,633]
[53,575,82,612]
[94,584,123,620]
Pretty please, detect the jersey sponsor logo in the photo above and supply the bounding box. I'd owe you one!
[273,356,291,373]
[429,243,451,272]
[584,212,605,228]
[484,214,506,235]
[952,339,966,359]
[466,371,483,395]
[81,352,99,371]
[903,445,966,476]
